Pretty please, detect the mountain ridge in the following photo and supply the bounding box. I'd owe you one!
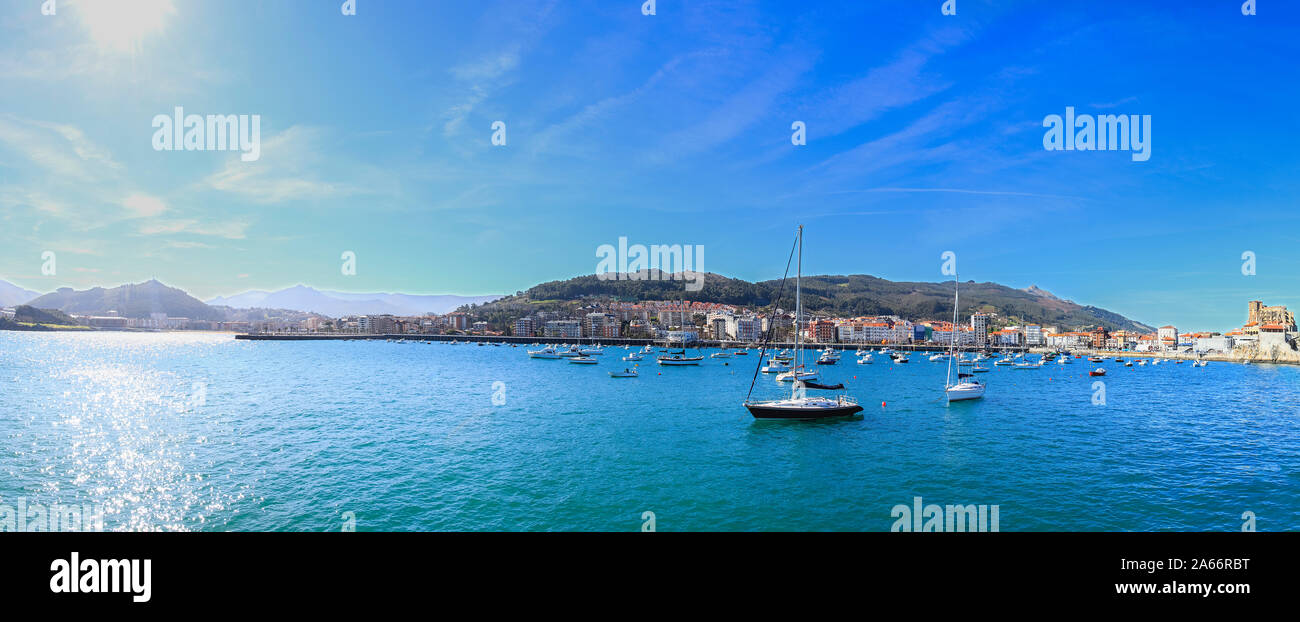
[207,285,501,316]
[0,279,41,307]
[482,272,1154,333]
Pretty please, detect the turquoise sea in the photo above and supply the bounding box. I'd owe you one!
[1,332,1297,531]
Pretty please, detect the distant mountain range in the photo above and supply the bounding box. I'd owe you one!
[26,280,225,321]
[0,279,40,307]
[8,273,1152,333]
[505,271,1154,333]
[207,285,501,316]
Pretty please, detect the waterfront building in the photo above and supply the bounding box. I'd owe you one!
[85,316,129,328]
[543,320,582,339]
[666,330,698,343]
[1090,326,1108,349]
[1195,335,1234,353]
[806,319,836,343]
[735,316,762,342]
[1247,300,1296,331]
[1023,324,1043,345]
[445,312,469,331]
[995,328,1023,346]
[1157,325,1178,348]
[970,313,990,345]
[584,312,619,338]
[514,317,535,337]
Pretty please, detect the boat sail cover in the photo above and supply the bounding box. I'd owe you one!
[800,381,845,391]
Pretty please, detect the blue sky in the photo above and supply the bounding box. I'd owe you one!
[0,0,1297,331]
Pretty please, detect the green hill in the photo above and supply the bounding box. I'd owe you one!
[25,279,225,321]
[475,272,1152,333]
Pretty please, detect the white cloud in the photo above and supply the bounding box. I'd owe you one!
[121,193,168,218]
[138,219,247,239]
[0,116,121,182]
[204,126,353,204]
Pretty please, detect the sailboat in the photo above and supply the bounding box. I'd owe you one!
[944,273,985,402]
[743,226,863,420]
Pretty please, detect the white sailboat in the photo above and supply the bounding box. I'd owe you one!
[944,273,985,402]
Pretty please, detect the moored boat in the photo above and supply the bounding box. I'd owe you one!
[742,226,864,420]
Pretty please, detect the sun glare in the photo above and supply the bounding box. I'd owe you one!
[74,0,176,55]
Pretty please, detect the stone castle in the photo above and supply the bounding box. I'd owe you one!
[1247,300,1296,330]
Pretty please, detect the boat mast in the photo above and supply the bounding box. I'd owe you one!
[947,273,958,389]
[794,225,802,397]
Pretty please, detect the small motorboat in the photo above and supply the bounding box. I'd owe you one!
[609,368,638,378]
[1013,362,1041,369]
[857,354,873,364]
[528,346,560,359]
[1124,361,1133,367]
[623,353,644,361]
[972,364,991,373]
[1089,368,1106,376]
[710,352,732,359]
[994,357,1015,366]
[569,356,599,364]
[895,356,910,363]
[761,358,791,373]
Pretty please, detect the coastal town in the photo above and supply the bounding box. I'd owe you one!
[13,296,1290,362]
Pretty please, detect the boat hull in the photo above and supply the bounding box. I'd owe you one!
[746,403,864,420]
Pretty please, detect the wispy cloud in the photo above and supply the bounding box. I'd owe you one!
[204,126,355,204]
[0,115,121,182]
[138,218,247,239]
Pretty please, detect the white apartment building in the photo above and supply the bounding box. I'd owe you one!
[544,320,582,338]
[1023,325,1043,346]
[970,313,990,345]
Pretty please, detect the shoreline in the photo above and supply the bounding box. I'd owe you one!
[232,333,1031,353]
[1029,348,1295,366]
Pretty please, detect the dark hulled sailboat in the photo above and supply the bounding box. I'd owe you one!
[743,226,863,420]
